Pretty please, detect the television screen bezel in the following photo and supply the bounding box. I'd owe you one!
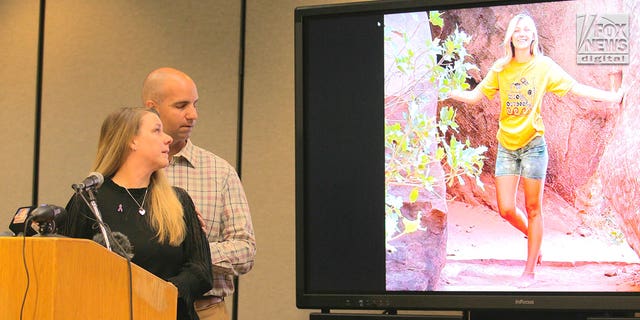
[294,0,639,313]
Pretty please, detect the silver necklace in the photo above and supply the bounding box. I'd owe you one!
[124,187,148,215]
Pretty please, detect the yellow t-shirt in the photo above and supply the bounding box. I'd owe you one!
[479,55,576,150]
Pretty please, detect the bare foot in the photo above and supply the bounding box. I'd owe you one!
[537,251,543,266]
[515,272,536,288]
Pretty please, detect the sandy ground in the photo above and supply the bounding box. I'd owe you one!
[442,201,640,291]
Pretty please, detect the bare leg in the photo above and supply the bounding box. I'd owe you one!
[495,175,528,235]
[522,177,545,276]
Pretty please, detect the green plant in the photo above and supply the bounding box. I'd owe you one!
[437,107,487,189]
[384,11,487,244]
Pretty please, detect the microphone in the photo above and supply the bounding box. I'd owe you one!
[8,206,37,236]
[93,231,134,259]
[72,172,104,191]
[74,172,110,250]
[31,204,67,224]
[30,204,67,236]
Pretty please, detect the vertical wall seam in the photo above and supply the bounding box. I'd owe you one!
[233,1,247,320]
[32,0,46,206]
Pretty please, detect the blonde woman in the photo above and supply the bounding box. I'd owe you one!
[62,107,212,319]
[449,13,624,283]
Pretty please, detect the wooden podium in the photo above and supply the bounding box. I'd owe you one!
[0,236,177,320]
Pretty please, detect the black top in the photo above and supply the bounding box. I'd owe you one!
[61,178,213,320]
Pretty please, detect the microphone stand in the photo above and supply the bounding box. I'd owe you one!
[85,188,112,251]
[75,185,132,320]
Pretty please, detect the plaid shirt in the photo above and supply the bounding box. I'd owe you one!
[166,140,256,297]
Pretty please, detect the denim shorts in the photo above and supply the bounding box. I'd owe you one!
[494,136,548,180]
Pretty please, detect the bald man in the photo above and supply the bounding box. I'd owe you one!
[143,68,256,320]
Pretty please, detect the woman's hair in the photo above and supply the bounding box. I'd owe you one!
[492,13,542,72]
[93,107,186,246]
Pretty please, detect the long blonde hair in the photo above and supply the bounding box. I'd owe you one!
[492,13,542,72]
[93,107,186,246]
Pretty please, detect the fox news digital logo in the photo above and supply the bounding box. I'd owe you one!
[576,14,629,65]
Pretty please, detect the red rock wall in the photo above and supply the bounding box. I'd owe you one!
[441,0,640,257]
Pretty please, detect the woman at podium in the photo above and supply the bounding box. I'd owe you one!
[61,107,213,320]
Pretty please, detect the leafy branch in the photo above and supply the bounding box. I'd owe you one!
[385,11,486,244]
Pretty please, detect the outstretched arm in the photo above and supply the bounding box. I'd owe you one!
[570,83,624,104]
[448,87,485,104]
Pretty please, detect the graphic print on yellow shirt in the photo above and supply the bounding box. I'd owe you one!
[506,77,535,117]
[478,56,576,150]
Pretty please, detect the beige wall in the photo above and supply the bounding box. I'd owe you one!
[38,0,242,208]
[1,0,365,319]
[0,0,39,229]
[241,1,369,319]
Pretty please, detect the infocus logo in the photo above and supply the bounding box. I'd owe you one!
[577,14,629,65]
[514,299,535,305]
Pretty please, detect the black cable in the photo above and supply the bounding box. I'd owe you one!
[126,258,133,320]
[19,217,33,320]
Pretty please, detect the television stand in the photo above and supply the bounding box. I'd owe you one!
[310,310,464,320]
[466,310,638,320]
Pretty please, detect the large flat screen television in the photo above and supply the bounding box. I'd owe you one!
[295,0,639,319]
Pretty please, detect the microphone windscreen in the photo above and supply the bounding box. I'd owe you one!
[86,172,105,188]
[8,206,37,236]
[92,231,134,259]
[31,204,67,223]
